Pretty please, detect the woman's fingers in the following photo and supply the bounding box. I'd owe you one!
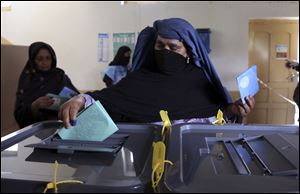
[246,96,255,109]
[61,105,71,128]
[239,96,255,117]
[69,106,78,126]
[33,96,53,109]
[58,96,85,128]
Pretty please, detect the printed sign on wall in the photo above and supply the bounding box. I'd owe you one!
[98,33,109,62]
[275,44,288,59]
[113,33,136,56]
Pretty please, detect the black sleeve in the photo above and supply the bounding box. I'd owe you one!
[14,95,58,128]
[14,72,36,128]
[85,90,131,122]
[103,74,113,88]
[14,81,57,128]
[14,95,35,128]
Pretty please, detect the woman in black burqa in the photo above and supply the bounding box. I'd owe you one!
[14,42,79,128]
[59,18,255,128]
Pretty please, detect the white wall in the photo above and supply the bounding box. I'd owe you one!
[1,1,299,90]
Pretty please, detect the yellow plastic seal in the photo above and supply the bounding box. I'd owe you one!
[212,109,226,125]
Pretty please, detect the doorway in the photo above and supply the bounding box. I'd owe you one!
[247,19,299,124]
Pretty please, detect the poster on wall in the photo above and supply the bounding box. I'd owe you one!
[275,44,288,59]
[113,33,136,57]
[98,33,109,62]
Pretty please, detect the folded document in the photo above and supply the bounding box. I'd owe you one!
[236,65,259,104]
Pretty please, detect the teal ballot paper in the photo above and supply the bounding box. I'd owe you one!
[58,101,119,142]
[236,65,259,104]
[46,93,69,111]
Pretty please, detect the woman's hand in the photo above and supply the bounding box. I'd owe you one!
[225,96,255,118]
[58,95,85,128]
[31,96,54,112]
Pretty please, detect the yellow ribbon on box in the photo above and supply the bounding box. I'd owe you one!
[43,160,83,193]
[212,109,226,125]
[151,110,173,193]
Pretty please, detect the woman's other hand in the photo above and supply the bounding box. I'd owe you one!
[225,96,255,118]
[31,96,54,111]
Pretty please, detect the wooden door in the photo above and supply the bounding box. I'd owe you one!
[248,19,298,124]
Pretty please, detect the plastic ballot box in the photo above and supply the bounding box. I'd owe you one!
[1,121,161,193]
[163,124,299,193]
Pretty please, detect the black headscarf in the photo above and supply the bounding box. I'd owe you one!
[14,42,79,128]
[108,46,131,67]
[87,18,233,123]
